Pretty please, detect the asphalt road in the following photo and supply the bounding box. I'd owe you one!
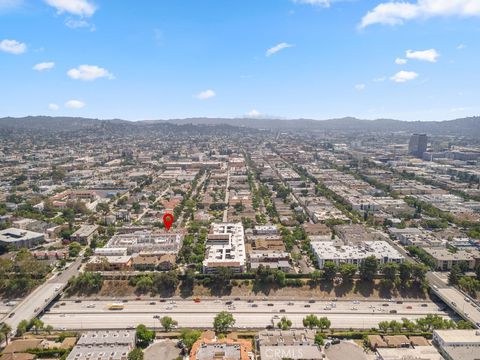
[40,298,453,331]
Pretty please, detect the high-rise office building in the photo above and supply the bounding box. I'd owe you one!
[408,133,428,158]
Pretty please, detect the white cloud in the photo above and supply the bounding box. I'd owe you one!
[33,62,55,71]
[0,39,26,54]
[266,42,293,57]
[360,0,480,28]
[355,84,366,90]
[292,0,331,6]
[406,48,439,62]
[65,99,85,109]
[373,76,386,82]
[395,57,407,65]
[65,18,95,30]
[48,103,60,111]
[390,70,419,83]
[195,89,216,100]
[67,65,114,81]
[246,109,261,117]
[457,43,466,50]
[44,0,96,17]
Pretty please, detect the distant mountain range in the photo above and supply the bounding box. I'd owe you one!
[1,115,479,137]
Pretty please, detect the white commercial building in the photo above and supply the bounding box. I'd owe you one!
[203,222,246,273]
[310,240,404,269]
[433,329,480,360]
[0,228,45,249]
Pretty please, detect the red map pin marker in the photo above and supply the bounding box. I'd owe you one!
[163,213,174,231]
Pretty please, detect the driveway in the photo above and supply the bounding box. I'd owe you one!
[144,339,182,360]
[325,341,368,360]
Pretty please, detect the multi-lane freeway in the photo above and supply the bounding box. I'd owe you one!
[41,298,454,331]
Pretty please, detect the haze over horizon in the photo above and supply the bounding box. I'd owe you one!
[1,0,479,121]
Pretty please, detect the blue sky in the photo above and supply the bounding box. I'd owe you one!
[1,0,479,121]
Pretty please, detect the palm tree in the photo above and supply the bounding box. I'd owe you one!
[0,323,12,345]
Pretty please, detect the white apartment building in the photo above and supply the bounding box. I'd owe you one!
[203,222,246,273]
[310,240,404,269]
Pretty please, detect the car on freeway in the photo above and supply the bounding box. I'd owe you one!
[280,309,286,313]
[149,302,156,305]
[251,304,258,308]
[267,303,274,307]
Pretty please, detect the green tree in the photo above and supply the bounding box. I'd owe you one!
[277,316,292,330]
[16,320,29,337]
[310,270,323,285]
[152,271,179,296]
[399,262,412,283]
[0,323,12,344]
[458,276,479,295]
[359,256,378,282]
[180,329,201,351]
[213,311,235,334]
[318,317,331,332]
[29,318,43,335]
[303,314,319,329]
[339,263,356,283]
[401,318,416,332]
[448,264,462,285]
[135,275,153,294]
[96,202,110,215]
[411,264,428,283]
[212,267,233,289]
[378,321,390,332]
[382,262,398,282]
[127,348,144,360]
[314,332,325,346]
[68,241,82,257]
[160,316,178,332]
[44,324,53,334]
[323,261,337,282]
[135,324,155,348]
[389,320,402,332]
[456,320,474,329]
